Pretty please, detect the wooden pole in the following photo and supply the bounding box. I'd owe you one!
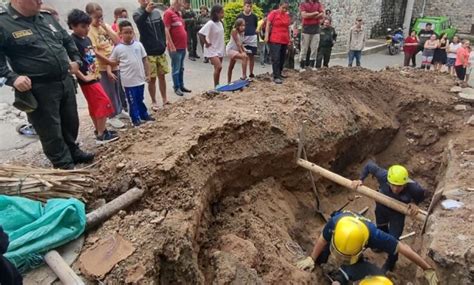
[296,159,426,222]
[86,187,145,230]
[44,251,85,285]
[44,187,145,283]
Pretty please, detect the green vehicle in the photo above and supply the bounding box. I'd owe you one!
[413,16,457,39]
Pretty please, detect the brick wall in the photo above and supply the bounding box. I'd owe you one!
[413,0,473,33]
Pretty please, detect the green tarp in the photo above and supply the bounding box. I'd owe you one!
[0,195,86,272]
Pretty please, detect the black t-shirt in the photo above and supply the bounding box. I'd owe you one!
[418,29,434,46]
[71,34,99,85]
[237,12,258,36]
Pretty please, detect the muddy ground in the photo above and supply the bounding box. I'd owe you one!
[5,67,471,284]
[58,67,471,284]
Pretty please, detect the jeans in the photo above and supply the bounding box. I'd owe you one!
[124,85,149,124]
[316,46,332,68]
[169,49,186,90]
[269,43,287,79]
[348,50,362,67]
[375,204,405,271]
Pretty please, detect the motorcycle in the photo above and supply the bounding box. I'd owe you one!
[386,27,404,55]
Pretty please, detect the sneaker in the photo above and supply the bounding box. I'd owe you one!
[108,117,125,129]
[71,149,95,164]
[311,67,318,71]
[141,116,155,122]
[189,56,196,61]
[96,131,119,145]
[175,89,184,96]
[117,111,130,119]
[194,54,200,59]
[132,120,141,127]
[181,87,192,93]
[273,78,283,84]
[94,129,117,136]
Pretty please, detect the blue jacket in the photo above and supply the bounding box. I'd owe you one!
[323,212,399,255]
[359,161,425,214]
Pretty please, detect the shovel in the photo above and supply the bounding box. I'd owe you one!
[297,122,327,222]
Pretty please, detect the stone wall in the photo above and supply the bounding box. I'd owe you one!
[413,0,473,34]
[322,0,406,51]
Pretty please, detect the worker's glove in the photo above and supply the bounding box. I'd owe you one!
[407,203,419,217]
[424,268,439,285]
[296,256,315,271]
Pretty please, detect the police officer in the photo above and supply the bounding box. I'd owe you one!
[351,161,425,271]
[0,0,94,169]
[295,211,438,285]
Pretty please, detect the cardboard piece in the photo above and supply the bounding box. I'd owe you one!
[78,233,135,278]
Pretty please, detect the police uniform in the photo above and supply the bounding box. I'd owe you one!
[0,4,84,168]
[317,211,398,284]
[359,161,425,270]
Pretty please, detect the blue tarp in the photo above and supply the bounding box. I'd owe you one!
[0,195,86,272]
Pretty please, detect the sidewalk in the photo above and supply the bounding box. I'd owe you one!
[331,38,387,58]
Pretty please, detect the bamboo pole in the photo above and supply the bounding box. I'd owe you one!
[296,159,426,222]
[44,251,85,285]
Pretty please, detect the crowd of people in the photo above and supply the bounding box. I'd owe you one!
[404,23,473,82]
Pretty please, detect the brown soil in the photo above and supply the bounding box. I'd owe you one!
[75,67,470,284]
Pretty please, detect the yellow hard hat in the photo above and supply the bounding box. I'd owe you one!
[332,216,369,259]
[359,276,393,285]
[387,165,409,186]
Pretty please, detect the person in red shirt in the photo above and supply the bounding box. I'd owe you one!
[164,0,191,96]
[299,0,324,71]
[454,40,471,81]
[403,30,419,67]
[265,1,291,84]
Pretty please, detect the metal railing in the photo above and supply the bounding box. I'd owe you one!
[191,0,234,9]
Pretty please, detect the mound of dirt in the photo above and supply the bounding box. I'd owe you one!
[81,67,469,284]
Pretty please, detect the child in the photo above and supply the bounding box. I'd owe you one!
[198,4,225,87]
[68,9,119,144]
[110,21,154,127]
[197,5,210,63]
[237,0,259,78]
[226,19,249,83]
[112,7,129,33]
[86,2,127,129]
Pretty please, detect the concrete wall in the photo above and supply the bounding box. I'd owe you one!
[413,0,473,34]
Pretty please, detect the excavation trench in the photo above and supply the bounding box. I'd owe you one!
[86,68,467,284]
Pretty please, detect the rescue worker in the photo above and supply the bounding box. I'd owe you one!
[0,0,94,169]
[295,211,438,285]
[351,162,425,271]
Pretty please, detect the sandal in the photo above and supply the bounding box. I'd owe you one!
[151,103,160,111]
[16,123,37,137]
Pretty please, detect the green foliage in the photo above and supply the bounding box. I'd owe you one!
[223,1,264,42]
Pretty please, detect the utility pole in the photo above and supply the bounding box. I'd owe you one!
[403,0,415,36]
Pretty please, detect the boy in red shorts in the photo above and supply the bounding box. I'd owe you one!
[68,9,119,144]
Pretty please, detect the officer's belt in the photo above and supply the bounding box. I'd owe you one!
[30,74,69,84]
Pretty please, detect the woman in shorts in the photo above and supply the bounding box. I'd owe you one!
[226,18,249,83]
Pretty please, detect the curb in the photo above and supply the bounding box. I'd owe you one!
[330,43,388,59]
